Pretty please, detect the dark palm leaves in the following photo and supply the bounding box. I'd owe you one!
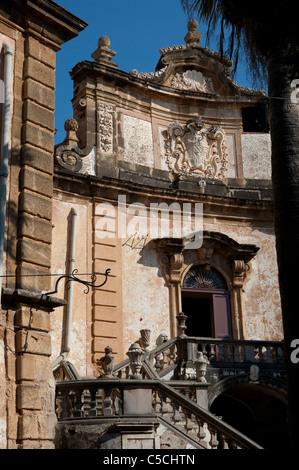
[181,0,299,87]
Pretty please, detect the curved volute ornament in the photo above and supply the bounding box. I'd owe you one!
[55,118,93,173]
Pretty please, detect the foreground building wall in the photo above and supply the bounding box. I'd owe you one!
[0,0,86,449]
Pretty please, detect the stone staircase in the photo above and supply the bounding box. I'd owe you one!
[54,333,284,449]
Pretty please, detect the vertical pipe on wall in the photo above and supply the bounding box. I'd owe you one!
[0,44,13,308]
[64,207,78,354]
[52,207,78,368]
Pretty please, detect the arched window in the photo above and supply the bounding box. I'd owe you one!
[182,264,232,339]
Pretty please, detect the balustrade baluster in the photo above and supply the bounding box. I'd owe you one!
[265,346,272,364]
[208,425,219,449]
[201,343,208,361]
[184,411,194,435]
[275,346,281,364]
[254,346,259,362]
[241,344,246,362]
[227,344,233,362]
[209,344,215,362]
[218,345,225,362]
[72,388,84,417]
[56,389,69,419]
[169,344,175,365]
[153,389,161,413]
[88,387,97,417]
[172,398,182,423]
[234,344,241,363]
[155,355,161,373]
[195,417,207,448]
[103,387,113,416]
[219,432,229,449]
[159,391,172,416]
[259,346,265,363]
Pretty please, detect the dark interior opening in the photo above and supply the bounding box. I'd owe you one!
[182,291,213,337]
[242,105,269,133]
[210,385,289,449]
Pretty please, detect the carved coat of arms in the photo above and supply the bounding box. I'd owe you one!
[165,118,227,180]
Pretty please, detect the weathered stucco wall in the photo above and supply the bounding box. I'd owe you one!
[51,198,91,376]
[241,133,272,180]
[203,220,282,340]
[121,238,170,351]
[123,114,154,168]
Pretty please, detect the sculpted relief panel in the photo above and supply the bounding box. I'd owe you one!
[170,70,215,94]
[165,117,228,180]
[98,103,115,154]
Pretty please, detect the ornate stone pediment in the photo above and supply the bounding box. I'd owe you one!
[165,117,228,180]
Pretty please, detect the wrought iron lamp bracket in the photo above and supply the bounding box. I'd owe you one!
[43,268,111,297]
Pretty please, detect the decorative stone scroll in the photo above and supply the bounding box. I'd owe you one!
[55,118,93,173]
[171,70,215,93]
[165,117,228,180]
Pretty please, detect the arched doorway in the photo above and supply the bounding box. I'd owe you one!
[182,264,232,338]
[210,383,289,448]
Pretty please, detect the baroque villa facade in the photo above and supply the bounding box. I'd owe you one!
[0,0,289,450]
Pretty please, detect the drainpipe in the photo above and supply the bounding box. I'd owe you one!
[52,207,78,368]
[0,44,13,309]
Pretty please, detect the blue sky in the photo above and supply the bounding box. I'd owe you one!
[55,0,252,144]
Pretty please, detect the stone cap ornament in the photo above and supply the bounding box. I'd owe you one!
[184,19,202,46]
[54,118,93,173]
[194,351,209,383]
[97,345,115,378]
[127,342,144,379]
[91,35,118,68]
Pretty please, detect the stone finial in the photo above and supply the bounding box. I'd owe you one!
[127,342,144,379]
[62,118,79,148]
[184,19,202,46]
[177,312,188,338]
[91,35,117,67]
[97,346,115,378]
[140,329,151,351]
[194,351,209,382]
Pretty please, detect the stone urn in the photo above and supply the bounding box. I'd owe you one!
[127,342,144,379]
[194,351,209,382]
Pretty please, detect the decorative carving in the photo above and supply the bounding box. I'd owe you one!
[165,117,228,180]
[55,118,93,173]
[130,66,167,80]
[170,253,184,283]
[97,346,115,378]
[177,312,188,338]
[140,329,151,351]
[194,351,209,383]
[127,343,144,379]
[171,70,215,93]
[232,259,250,287]
[156,333,169,346]
[98,104,115,153]
[183,265,227,290]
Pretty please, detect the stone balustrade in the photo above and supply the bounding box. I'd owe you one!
[55,376,262,449]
